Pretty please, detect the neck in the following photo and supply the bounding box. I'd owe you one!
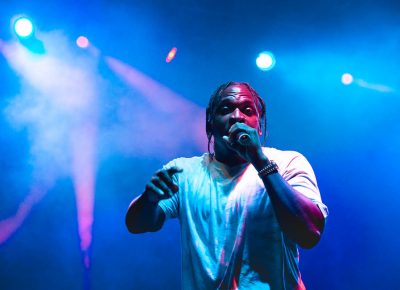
[213,147,247,167]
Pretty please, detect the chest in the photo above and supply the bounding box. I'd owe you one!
[182,173,274,227]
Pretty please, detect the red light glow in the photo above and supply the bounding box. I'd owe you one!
[166,47,177,63]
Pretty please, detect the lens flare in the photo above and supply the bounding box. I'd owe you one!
[166,47,177,63]
[76,36,90,48]
[14,17,34,38]
[256,51,276,71]
[341,73,353,85]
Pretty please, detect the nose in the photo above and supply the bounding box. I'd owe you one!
[229,108,245,124]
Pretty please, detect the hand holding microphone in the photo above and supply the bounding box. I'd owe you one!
[237,132,251,146]
[222,123,264,164]
[223,123,258,147]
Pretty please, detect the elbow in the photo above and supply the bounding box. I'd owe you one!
[297,219,325,249]
[125,218,153,234]
[125,216,141,234]
[297,230,322,249]
[125,213,163,234]
[125,211,148,234]
[125,197,166,234]
[299,213,326,249]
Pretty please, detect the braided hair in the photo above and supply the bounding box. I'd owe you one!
[205,81,267,155]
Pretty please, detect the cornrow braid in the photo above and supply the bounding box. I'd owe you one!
[205,81,267,156]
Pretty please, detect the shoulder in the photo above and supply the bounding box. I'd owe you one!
[262,147,314,174]
[163,153,210,172]
[165,154,207,166]
[263,147,307,163]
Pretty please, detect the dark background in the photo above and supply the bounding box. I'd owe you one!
[1,1,400,289]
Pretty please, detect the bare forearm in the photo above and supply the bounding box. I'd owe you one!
[252,155,325,248]
[263,173,324,248]
[126,166,182,234]
[125,192,165,234]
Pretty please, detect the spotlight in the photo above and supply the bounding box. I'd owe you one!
[341,73,353,85]
[76,36,90,48]
[256,51,276,71]
[11,16,45,54]
[14,17,34,38]
[166,47,177,63]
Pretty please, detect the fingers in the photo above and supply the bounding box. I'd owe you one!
[163,167,183,192]
[222,135,234,148]
[145,166,183,202]
[223,124,262,163]
[224,123,249,149]
[227,124,259,145]
[228,123,251,138]
[145,182,166,202]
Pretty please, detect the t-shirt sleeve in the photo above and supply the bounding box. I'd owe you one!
[157,160,180,219]
[280,153,329,218]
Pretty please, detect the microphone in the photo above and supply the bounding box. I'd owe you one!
[237,132,251,145]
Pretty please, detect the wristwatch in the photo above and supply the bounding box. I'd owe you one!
[258,161,279,177]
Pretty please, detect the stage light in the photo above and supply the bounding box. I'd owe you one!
[166,47,177,63]
[14,17,34,38]
[341,73,353,85]
[76,36,89,48]
[256,51,276,71]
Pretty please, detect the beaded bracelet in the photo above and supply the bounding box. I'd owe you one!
[258,161,279,177]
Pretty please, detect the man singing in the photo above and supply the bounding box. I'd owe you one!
[126,81,328,289]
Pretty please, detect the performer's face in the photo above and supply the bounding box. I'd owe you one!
[212,84,261,157]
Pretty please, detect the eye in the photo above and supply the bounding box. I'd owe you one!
[244,107,255,116]
[218,105,232,115]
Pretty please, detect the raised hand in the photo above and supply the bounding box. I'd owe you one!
[145,166,183,202]
[222,123,263,164]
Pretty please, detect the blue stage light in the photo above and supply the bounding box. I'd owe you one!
[14,17,34,38]
[256,51,276,71]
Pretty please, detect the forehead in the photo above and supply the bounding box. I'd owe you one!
[219,84,254,102]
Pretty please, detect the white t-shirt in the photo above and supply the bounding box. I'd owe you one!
[158,147,328,290]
